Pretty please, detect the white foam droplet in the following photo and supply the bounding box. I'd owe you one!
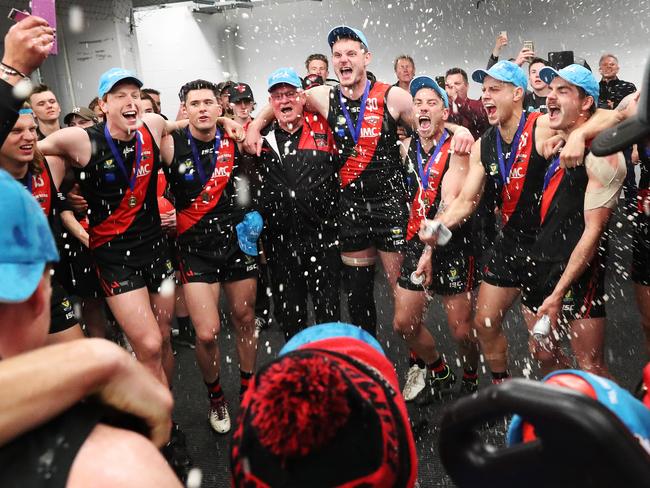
[186,467,203,488]
[12,79,33,100]
[68,6,84,33]
[159,276,175,297]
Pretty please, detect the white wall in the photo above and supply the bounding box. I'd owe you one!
[134,0,650,117]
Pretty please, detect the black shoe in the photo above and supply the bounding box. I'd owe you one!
[172,324,195,349]
[459,375,479,395]
[162,423,194,483]
[418,365,456,404]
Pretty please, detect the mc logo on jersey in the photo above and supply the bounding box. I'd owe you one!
[136,163,152,178]
[509,166,525,179]
[213,166,231,178]
[360,127,379,138]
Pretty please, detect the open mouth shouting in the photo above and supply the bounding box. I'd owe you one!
[19,143,34,156]
[547,102,561,121]
[483,102,497,118]
[418,115,432,131]
[122,110,138,123]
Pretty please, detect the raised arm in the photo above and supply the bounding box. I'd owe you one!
[38,127,92,167]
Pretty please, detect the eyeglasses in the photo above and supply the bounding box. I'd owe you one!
[270,90,298,101]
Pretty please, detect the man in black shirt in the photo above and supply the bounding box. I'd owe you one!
[256,68,341,340]
[524,57,550,114]
[598,54,636,109]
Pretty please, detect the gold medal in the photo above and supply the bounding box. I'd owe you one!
[128,195,137,208]
[423,197,430,207]
[201,191,210,203]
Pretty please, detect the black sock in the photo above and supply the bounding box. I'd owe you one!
[255,263,270,319]
[409,350,426,369]
[491,370,510,381]
[463,368,478,380]
[343,264,377,336]
[205,376,224,405]
[176,315,191,333]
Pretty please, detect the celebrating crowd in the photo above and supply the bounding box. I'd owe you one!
[0,12,649,488]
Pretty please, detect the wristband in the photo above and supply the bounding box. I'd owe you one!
[0,62,27,80]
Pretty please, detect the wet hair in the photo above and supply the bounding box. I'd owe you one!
[140,91,159,114]
[576,86,597,115]
[305,53,329,71]
[528,57,548,71]
[16,103,44,175]
[28,84,55,103]
[141,87,160,97]
[393,55,415,72]
[178,79,220,103]
[599,53,619,65]
[445,68,468,84]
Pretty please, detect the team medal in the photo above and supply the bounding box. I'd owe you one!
[416,132,449,210]
[495,112,526,187]
[339,81,371,159]
[187,126,222,203]
[103,124,143,206]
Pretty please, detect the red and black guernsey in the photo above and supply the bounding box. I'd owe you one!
[257,111,339,252]
[164,128,245,258]
[404,135,473,254]
[327,81,406,203]
[78,122,163,265]
[532,162,589,262]
[480,111,546,248]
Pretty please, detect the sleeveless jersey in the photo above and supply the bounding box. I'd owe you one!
[532,163,589,262]
[480,111,546,247]
[404,135,472,254]
[78,122,162,264]
[164,128,242,257]
[258,112,338,251]
[327,81,406,202]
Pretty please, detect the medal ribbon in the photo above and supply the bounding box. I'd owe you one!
[495,112,526,185]
[186,127,222,186]
[416,131,449,189]
[104,124,142,191]
[339,80,371,145]
[543,154,561,191]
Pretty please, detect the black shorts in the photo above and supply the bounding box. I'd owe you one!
[632,212,650,286]
[50,278,78,333]
[339,197,408,253]
[481,244,532,289]
[96,242,175,297]
[398,241,478,295]
[178,239,258,284]
[68,241,103,299]
[520,255,607,320]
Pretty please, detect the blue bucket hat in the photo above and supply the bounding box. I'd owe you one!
[98,67,143,98]
[539,64,600,101]
[327,25,369,51]
[472,60,528,91]
[267,67,302,91]
[236,211,264,256]
[0,170,59,303]
[409,76,449,108]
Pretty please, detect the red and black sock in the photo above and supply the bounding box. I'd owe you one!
[409,350,426,369]
[427,356,447,378]
[463,368,478,382]
[490,370,510,384]
[205,376,224,407]
[240,370,254,397]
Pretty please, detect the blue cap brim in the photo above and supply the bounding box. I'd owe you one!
[471,69,490,84]
[0,261,46,303]
[99,76,143,98]
[539,67,560,86]
[327,26,368,50]
[280,322,385,356]
[409,76,449,108]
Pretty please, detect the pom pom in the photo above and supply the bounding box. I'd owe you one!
[250,354,351,458]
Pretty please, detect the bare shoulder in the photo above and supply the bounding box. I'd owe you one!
[67,424,182,488]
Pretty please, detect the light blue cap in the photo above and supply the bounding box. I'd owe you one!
[539,64,600,101]
[98,67,143,98]
[472,60,528,91]
[409,76,449,108]
[327,25,369,51]
[267,67,302,91]
[236,211,263,256]
[280,322,385,356]
[0,169,59,303]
